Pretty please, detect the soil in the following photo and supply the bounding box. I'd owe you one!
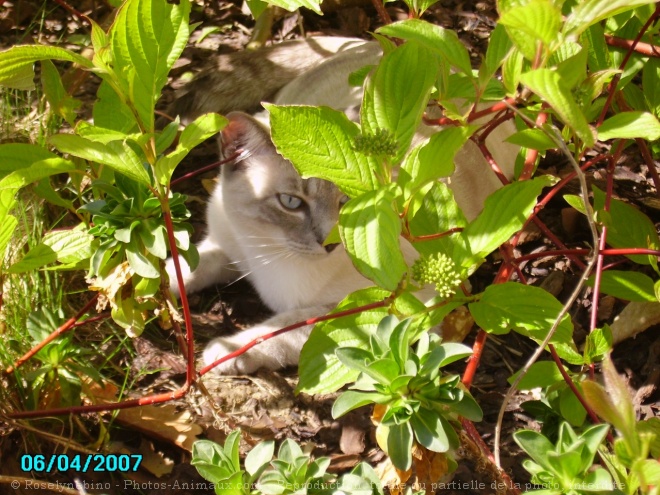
[0,1,658,495]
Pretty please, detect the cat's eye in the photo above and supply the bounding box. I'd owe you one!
[278,193,304,210]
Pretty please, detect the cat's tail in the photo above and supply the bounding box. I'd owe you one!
[163,37,370,124]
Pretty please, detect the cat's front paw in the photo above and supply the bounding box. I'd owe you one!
[202,336,262,375]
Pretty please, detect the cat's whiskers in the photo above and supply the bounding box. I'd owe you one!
[221,248,291,287]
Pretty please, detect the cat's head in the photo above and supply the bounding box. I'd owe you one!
[218,112,346,257]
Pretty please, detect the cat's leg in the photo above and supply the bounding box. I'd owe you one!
[166,237,234,296]
[202,305,334,374]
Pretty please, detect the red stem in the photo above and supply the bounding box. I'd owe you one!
[462,244,516,388]
[597,4,660,126]
[171,151,240,187]
[636,138,660,195]
[4,294,99,375]
[461,418,522,495]
[463,330,487,389]
[604,34,660,58]
[519,111,547,181]
[162,209,196,386]
[199,298,392,376]
[405,227,463,243]
[52,0,87,23]
[548,345,615,443]
[370,0,392,25]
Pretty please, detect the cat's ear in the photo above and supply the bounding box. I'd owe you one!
[219,112,274,165]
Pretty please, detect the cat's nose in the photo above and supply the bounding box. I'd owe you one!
[324,243,339,253]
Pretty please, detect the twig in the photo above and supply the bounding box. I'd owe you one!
[370,0,392,26]
[4,295,99,375]
[604,34,660,58]
[199,298,393,375]
[170,152,241,186]
[636,137,660,195]
[493,127,600,466]
[597,4,660,126]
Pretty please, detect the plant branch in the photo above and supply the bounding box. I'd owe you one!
[171,151,241,186]
[597,4,660,126]
[4,294,99,375]
[162,206,196,386]
[199,298,393,376]
[636,137,660,195]
[604,34,660,58]
[370,0,392,25]
[494,127,600,466]
[547,345,614,444]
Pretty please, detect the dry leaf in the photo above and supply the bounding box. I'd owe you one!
[375,456,412,495]
[442,306,474,342]
[610,301,660,344]
[339,423,366,455]
[84,380,202,452]
[136,439,176,477]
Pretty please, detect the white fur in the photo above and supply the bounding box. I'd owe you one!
[167,37,518,374]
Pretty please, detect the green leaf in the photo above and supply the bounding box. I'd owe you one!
[109,0,191,131]
[93,81,139,133]
[361,41,437,163]
[244,440,273,480]
[598,111,660,141]
[125,242,160,279]
[520,69,595,147]
[593,187,660,265]
[267,104,379,197]
[398,126,478,196]
[549,41,587,89]
[0,45,93,89]
[463,176,554,263]
[41,59,80,125]
[0,143,61,179]
[298,289,390,394]
[582,364,635,439]
[588,270,657,302]
[332,391,383,418]
[643,58,660,117]
[502,48,524,95]
[49,134,151,186]
[509,360,564,390]
[563,0,658,38]
[297,289,427,394]
[335,347,374,374]
[376,19,472,75]
[0,157,74,192]
[387,422,413,471]
[389,318,411,369]
[583,326,613,364]
[513,430,555,471]
[8,229,94,273]
[499,0,562,60]
[480,24,513,87]
[244,0,268,18]
[223,430,241,472]
[339,186,406,291]
[505,128,558,151]
[410,407,450,453]
[263,0,322,14]
[469,283,579,361]
[559,384,587,427]
[564,194,590,216]
[420,343,473,375]
[8,244,58,274]
[155,112,226,184]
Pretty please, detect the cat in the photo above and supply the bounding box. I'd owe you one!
[166,37,518,374]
